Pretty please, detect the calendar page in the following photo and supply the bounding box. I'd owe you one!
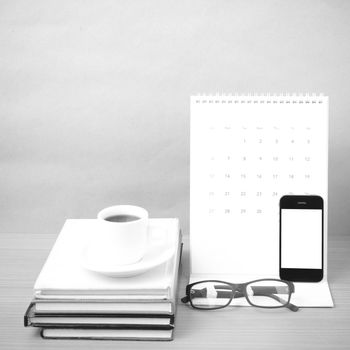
[190,94,329,278]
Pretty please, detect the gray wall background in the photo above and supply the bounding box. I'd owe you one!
[0,0,349,236]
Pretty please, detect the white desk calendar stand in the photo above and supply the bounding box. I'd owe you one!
[190,94,333,307]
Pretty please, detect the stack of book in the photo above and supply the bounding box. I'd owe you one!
[24,218,182,341]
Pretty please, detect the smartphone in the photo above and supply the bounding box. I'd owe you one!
[279,195,323,282]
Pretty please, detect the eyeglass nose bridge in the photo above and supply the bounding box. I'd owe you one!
[214,283,245,298]
[230,284,246,298]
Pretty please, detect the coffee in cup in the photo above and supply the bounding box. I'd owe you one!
[104,214,141,223]
[88,205,149,266]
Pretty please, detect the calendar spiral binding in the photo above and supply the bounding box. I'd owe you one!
[192,93,327,104]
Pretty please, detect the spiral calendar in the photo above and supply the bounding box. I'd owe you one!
[190,94,333,306]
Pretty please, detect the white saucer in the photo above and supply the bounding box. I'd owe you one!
[81,227,175,277]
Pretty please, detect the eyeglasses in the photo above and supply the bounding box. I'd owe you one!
[181,279,299,312]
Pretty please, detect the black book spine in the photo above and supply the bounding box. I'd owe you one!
[24,302,35,327]
[31,311,174,320]
[35,323,174,330]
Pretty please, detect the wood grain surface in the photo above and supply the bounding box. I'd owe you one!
[0,233,349,349]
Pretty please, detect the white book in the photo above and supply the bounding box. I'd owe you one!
[34,301,173,314]
[41,328,174,341]
[34,219,180,299]
[28,316,172,327]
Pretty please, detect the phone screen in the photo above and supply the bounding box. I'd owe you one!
[281,209,322,269]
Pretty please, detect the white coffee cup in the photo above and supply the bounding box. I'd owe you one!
[91,205,149,266]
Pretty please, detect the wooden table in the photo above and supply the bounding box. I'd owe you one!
[0,233,349,349]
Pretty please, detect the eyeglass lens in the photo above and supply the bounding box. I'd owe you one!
[189,281,234,309]
[246,280,290,308]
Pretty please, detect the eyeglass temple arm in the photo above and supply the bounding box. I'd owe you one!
[250,286,298,311]
[255,293,299,312]
[181,287,207,304]
[215,285,290,294]
[181,296,189,303]
[214,285,299,312]
[181,287,239,303]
